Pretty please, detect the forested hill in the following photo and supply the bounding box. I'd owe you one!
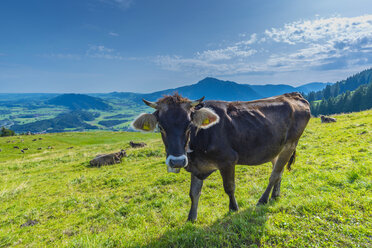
[47,94,112,110]
[310,80,372,116]
[306,68,372,102]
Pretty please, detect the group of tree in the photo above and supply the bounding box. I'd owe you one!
[1,127,15,137]
[305,68,372,115]
[305,68,372,102]
[310,82,372,116]
[46,94,112,111]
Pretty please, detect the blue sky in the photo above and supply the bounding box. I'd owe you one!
[1,0,372,93]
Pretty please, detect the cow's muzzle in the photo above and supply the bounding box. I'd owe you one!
[166,155,188,173]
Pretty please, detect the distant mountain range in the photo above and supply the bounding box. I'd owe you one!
[0,77,332,133]
[107,77,332,102]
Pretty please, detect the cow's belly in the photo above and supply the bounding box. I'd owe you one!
[233,132,287,165]
[236,146,282,165]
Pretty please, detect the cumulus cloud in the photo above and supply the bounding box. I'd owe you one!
[86,45,123,60]
[265,15,372,45]
[99,0,133,9]
[155,15,372,76]
[154,33,259,75]
[196,46,256,62]
[265,15,372,71]
[108,32,119,36]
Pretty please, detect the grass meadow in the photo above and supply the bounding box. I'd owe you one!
[0,110,371,247]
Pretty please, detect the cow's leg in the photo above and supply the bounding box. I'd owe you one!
[271,179,282,200]
[187,174,204,222]
[257,146,294,205]
[220,165,239,211]
[270,157,281,200]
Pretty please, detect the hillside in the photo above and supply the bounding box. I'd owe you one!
[311,80,372,116]
[0,110,371,247]
[306,68,372,101]
[47,94,112,111]
[11,111,99,133]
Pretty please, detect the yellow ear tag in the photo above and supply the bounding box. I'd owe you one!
[143,122,150,130]
[202,118,210,125]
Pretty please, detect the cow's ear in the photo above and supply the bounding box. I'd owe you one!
[132,113,158,132]
[192,108,220,129]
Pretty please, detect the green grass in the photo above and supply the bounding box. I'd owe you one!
[0,110,371,247]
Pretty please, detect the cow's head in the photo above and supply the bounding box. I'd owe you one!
[132,94,219,173]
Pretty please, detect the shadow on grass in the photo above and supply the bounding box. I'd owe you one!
[140,204,271,248]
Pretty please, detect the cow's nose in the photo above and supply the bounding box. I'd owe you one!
[169,158,187,168]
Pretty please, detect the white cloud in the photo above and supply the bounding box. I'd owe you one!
[108,32,119,37]
[86,45,123,60]
[42,53,81,60]
[100,0,133,9]
[155,15,372,76]
[264,15,372,71]
[155,33,258,74]
[265,15,372,45]
[196,46,256,62]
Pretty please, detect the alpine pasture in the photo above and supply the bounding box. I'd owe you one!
[0,110,371,247]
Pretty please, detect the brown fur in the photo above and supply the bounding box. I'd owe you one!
[90,150,126,167]
[129,141,147,148]
[320,115,336,123]
[156,92,191,105]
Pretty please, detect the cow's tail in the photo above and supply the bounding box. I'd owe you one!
[287,150,296,171]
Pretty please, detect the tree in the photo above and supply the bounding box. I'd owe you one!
[0,127,15,137]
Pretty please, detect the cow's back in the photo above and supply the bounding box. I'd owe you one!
[190,93,310,165]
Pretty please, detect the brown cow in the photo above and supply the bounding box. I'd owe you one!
[129,141,147,148]
[320,115,336,123]
[132,93,310,221]
[89,150,127,167]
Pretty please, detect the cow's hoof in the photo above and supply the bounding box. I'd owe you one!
[187,213,197,223]
[271,195,280,201]
[229,203,239,212]
[187,217,197,223]
[229,206,239,212]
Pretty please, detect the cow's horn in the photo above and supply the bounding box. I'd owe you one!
[190,96,205,107]
[143,99,157,109]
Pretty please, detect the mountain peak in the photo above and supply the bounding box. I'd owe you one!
[197,77,237,86]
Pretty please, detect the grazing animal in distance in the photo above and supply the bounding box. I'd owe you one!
[23,148,29,150]
[89,150,127,167]
[21,150,24,153]
[129,141,147,148]
[13,146,19,149]
[37,147,42,150]
[132,92,310,222]
[67,147,73,149]
[320,115,336,123]
[32,139,37,141]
